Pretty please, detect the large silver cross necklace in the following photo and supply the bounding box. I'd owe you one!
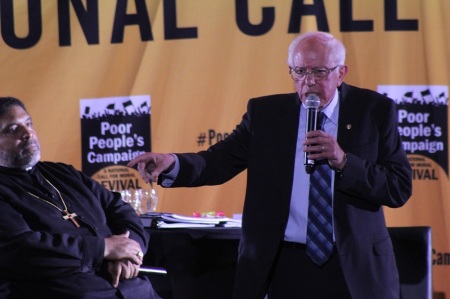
[27,174,80,228]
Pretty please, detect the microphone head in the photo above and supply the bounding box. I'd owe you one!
[305,94,320,109]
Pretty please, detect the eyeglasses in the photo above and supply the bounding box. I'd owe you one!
[289,65,340,81]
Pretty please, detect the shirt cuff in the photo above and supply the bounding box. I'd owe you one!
[160,154,179,187]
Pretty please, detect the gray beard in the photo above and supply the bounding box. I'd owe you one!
[0,151,40,170]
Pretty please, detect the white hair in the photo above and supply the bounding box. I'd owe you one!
[287,31,346,67]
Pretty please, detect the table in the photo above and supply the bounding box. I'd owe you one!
[143,227,241,299]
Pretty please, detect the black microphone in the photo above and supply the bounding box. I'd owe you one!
[304,94,320,174]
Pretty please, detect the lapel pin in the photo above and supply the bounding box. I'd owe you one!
[346,124,352,130]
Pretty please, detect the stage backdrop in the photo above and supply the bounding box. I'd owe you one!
[0,0,449,297]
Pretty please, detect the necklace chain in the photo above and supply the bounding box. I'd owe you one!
[27,176,67,212]
[27,173,80,228]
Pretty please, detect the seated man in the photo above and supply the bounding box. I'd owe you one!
[0,97,161,298]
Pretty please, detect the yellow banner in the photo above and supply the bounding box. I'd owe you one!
[0,0,449,295]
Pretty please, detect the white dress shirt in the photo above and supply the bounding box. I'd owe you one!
[284,89,340,243]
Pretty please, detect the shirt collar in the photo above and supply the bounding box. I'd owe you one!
[320,89,339,125]
[0,164,37,175]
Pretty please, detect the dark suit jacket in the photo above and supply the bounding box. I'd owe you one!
[169,83,412,299]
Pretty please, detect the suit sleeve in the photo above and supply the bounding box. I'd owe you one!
[169,109,251,187]
[335,98,412,208]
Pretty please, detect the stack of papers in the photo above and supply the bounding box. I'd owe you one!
[141,213,242,228]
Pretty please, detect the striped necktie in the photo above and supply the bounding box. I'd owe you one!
[306,112,333,266]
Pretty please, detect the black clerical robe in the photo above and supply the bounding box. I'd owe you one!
[0,161,155,299]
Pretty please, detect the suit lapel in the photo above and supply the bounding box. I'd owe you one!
[337,83,355,150]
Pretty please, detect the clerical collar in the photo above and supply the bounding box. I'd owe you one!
[0,164,37,175]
